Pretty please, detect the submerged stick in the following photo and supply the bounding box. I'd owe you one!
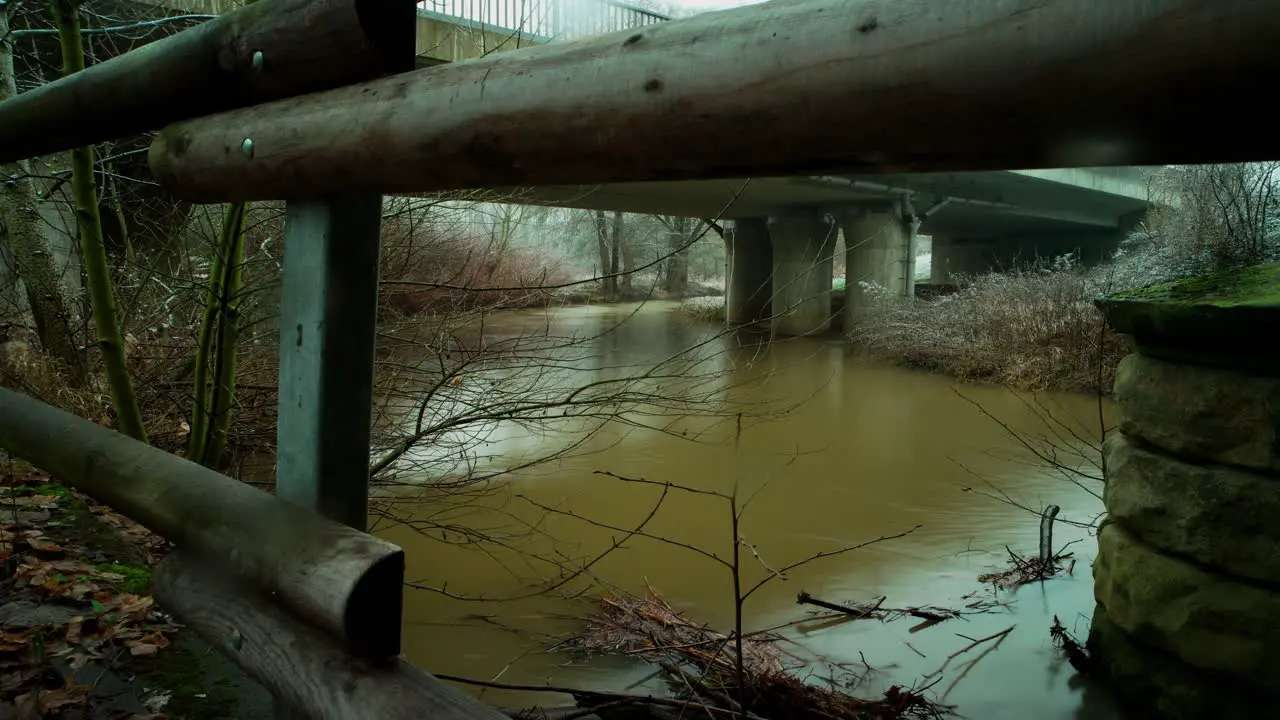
[796,591,885,619]
[1039,504,1061,564]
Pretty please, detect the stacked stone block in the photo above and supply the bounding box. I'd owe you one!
[1092,262,1280,718]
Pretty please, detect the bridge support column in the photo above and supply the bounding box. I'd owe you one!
[835,204,912,322]
[768,210,835,336]
[930,236,994,285]
[724,218,773,325]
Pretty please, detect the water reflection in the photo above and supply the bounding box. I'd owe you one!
[372,300,1121,719]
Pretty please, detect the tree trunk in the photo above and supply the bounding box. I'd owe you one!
[0,5,86,383]
[50,0,147,442]
[189,203,246,469]
[609,211,623,298]
[619,213,636,295]
[664,216,689,297]
[594,209,615,301]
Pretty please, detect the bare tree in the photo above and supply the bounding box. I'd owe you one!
[1119,162,1280,285]
[0,1,85,381]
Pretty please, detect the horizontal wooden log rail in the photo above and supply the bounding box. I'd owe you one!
[147,0,1280,202]
[0,388,404,659]
[0,0,416,165]
[154,553,506,720]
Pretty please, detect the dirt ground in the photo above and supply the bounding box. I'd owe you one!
[1,464,270,719]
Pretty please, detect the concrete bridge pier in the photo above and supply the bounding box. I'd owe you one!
[930,236,994,285]
[834,204,914,323]
[723,218,773,325]
[768,210,836,336]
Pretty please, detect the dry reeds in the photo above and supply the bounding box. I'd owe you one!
[848,261,1126,393]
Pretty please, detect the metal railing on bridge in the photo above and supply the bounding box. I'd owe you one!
[418,0,668,42]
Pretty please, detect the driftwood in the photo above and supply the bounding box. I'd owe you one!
[567,589,949,719]
[978,544,1076,590]
[148,0,1280,201]
[0,388,404,658]
[152,552,505,720]
[0,0,416,164]
[1049,615,1091,674]
[793,589,962,627]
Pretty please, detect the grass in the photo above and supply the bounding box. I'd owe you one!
[676,296,727,323]
[94,562,151,594]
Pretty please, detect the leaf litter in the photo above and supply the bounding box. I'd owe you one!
[1,471,179,719]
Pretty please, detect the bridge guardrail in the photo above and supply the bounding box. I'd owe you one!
[419,0,668,42]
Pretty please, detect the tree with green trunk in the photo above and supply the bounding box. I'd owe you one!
[49,0,146,441]
[187,0,257,469]
[0,1,86,383]
[188,203,246,468]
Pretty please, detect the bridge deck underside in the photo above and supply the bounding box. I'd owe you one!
[481,169,1153,235]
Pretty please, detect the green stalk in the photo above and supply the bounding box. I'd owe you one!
[188,203,245,466]
[50,0,146,442]
[205,204,246,467]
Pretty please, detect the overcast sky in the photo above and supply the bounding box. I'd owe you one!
[670,0,765,11]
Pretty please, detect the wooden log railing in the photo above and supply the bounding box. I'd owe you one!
[0,0,416,165]
[144,0,1280,202]
[0,389,503,719]
[0,0,500,717]
[2,0,1280,717]
[0,388,404,658]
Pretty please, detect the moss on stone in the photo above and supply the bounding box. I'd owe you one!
[1109,261,1280,306]
[1096,263,1280,373]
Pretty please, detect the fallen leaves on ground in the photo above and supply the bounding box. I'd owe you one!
[2,475,179,718]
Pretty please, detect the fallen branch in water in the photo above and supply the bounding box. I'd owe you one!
[920,625,1016,694]
[977,541,1079,590]
[795,590,1006,633]
[977,505,1080,589]
[561,588,952,719]
[439,673,746,718]
[1050,615,1091,674]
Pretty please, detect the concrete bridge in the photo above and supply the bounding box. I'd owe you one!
[151,0,1157,336]
[513,167,1154,334]
[406,3,1157,336]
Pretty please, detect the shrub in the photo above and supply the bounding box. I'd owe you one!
[848,255,1126,393]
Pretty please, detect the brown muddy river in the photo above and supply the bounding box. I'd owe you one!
[371,300,1121,719]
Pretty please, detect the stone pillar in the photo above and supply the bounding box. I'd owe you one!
[1093,266,1280,719]
[834,204,910,329]
[768,209,835,336]
[723,218,773,325]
